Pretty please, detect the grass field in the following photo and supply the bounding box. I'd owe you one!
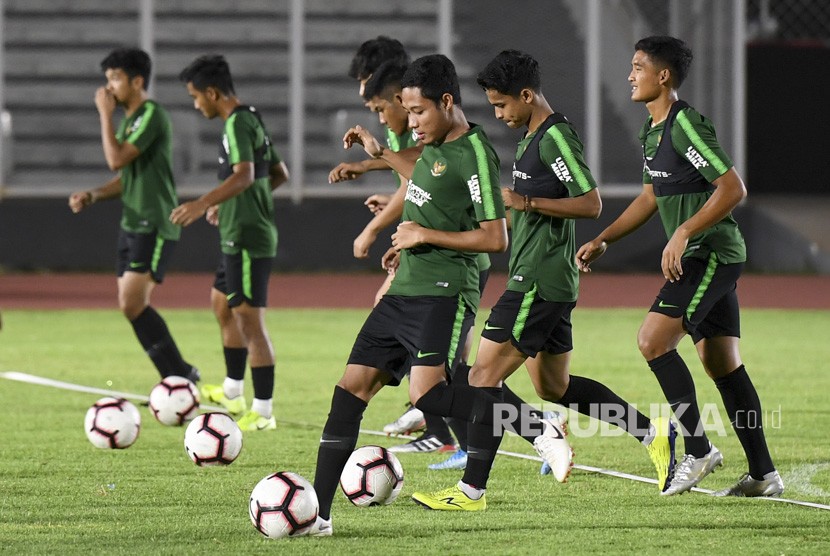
[1,307,829,554]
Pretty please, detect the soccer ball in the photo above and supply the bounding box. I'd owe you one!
[249,471,319,539]
[340,445,404,506]
[184,412,243,466]
[148,375,200,426]
[84,397,141,449]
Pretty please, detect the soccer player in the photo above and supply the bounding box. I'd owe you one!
[68,47,198,384]
[307,55,571,536]
[576,36,783,497]
[171,55,289,432]
[412,50,677,511]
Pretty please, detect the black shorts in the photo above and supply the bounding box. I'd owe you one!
[481,288,575,357]
[348,295,471,386]
[116,229,176,283]
[212,251,273,308]
[650,254,743,343]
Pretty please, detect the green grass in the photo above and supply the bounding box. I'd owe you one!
[1,307,829,554]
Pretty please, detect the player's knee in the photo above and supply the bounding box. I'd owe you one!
[468,363,500,388]
[533,381,566,403]
[119,296,146,320]
[637,332,666,361]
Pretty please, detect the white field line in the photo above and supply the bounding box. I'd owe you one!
[3,370,829,512]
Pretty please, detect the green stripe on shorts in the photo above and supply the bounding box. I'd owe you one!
[512,284,537,340]
[446,296,466,367]
[687,253,718,320]
[242,249,253,300]
[151,236,164,273]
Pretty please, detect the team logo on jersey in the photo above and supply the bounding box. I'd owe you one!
[684,146,709,169]
[551,157,573,183]
[405,180,432,207]
[128,115,144,135]
[431,157,448,177]
[467,174,482,204]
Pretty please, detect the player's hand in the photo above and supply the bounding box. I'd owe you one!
[94,87,116,116]
[662,229,689,282]
[328,162,365,183]
[501,187,523,210]
[170,199,209,227]
[343,125,384,158]
[353,227,378,259]
[205,204,220,226]
[364,194,390,215]
[381,247,400,272]
[391,221,425,251]
[575,238,607,272]
[68,190,94,213]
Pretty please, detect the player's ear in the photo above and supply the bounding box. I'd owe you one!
[441,92,454,111]
[520,88,534,104]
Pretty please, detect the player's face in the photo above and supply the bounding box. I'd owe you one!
[366,94,409,136]
[104,68,139,105]
[629,50,665,103]
[484,89,531,129]
[186,82,218,119]
[400,86,451,145]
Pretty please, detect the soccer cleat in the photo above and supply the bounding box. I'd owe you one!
[411,484,486,511]
[646,417,677,492]
[713,471,785,498]
[185,366,201,383]
[200,383,247,415]
[539,410,568,475]
[428,449,468,470]
[533,417,574,483]
[307,516,333,537]
[661,443,723,496]
[383,405,427,436]
[389,434,456,453]
[236,410,276,432]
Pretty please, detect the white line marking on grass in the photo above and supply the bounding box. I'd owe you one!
[4,371,829,511]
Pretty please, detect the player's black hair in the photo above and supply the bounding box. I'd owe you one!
[100,47,151,89]
[179,54,236,96]
[400,54,462,107]
[634,36,694,87]
[476,49,541,96]
[348,36,409,80]
[361,60,408,101]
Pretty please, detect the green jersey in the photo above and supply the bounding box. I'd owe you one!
[387,125,505,310]
[509,113,596,302]
[385,126,419,183]
[641,102,745,263]
[217,106,280,258]
[116,100,180,240]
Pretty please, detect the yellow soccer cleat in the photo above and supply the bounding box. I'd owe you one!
[237,410,276,432]
[411,484,486,511]
[646,416,677,492]
[200,383,247,416]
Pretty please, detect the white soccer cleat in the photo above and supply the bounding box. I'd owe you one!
[533,417,573,483]
[713,470,784,497]
[307,516,332,537]
[383,405,426,436]
[662,443,723,496]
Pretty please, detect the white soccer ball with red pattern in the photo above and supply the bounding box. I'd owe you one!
[340,445,404,507]
[249,471,319,539]
[148,375,200,426]
[84,397,141,449]
[184,412,242,466]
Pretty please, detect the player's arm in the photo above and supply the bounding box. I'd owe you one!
[95,88,140,171]
[353,177,407,258]
[342,126,418,180]
[328,158,388,183]
[504,187,602,219]
[68,175,123,213]
[575,183,658,272]
[269,161,290,191]
[170,162,255,227]
[393,218,508,254]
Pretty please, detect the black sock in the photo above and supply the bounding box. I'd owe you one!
[462,387,504,489]
[714,365,775,478]
[314,387,367,520]
[414,382,500,425]
[130,306,189,378]
[503,383,543,419]
[501,382,545,445]
[445,363,471,450]
[423,412,453,445]
[649,350,710,457]
[250,365,274,401]
[557,375,651,442]
[224,347,248,381]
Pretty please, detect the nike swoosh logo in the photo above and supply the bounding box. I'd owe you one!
[417,350,439,358]
[483,323,503,330]
[658,300,679,309]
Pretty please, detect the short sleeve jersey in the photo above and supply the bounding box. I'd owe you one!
[387,125,505,311]
[509,114,597,302]
[217,106,280,258]
[116,100,180,240]
[640,103,746,263]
